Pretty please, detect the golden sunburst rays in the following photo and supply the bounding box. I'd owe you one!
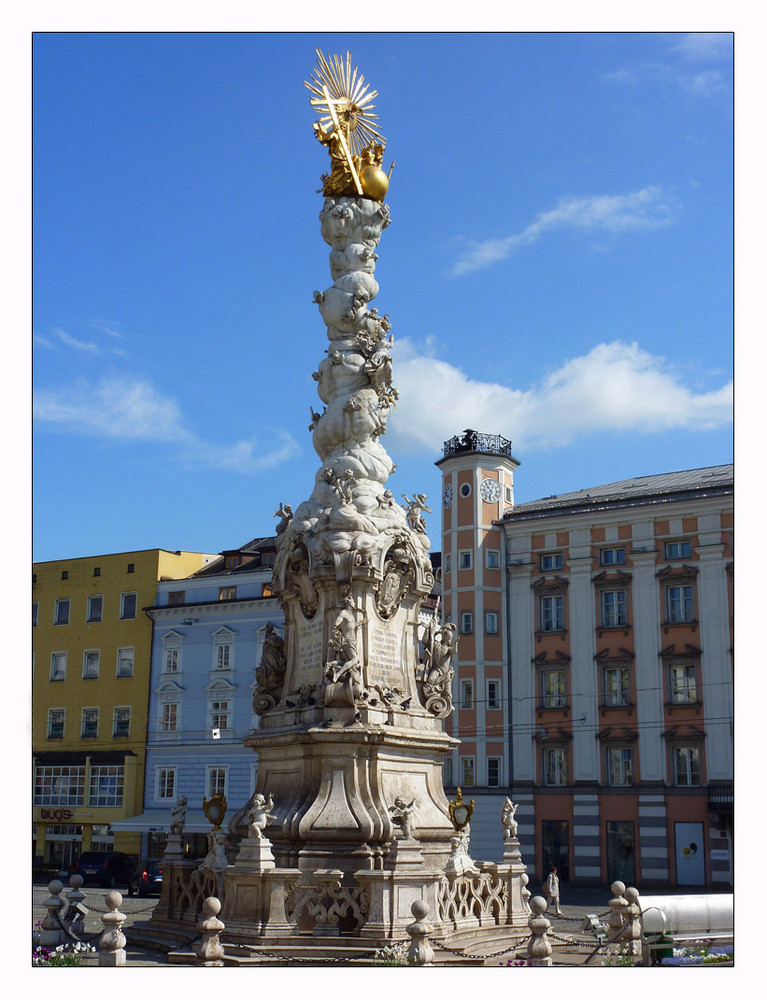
[305,49,386,157]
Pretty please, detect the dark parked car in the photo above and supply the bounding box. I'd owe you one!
[74,851,138,894]
[137,859,164,897]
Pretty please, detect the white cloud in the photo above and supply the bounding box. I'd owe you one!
[452,187,678,276]
[53,327,100,353]
[388,339,732,453]
[33,375,299,473]
[670,33,732,62]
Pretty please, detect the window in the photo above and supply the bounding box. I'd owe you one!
[83,649,100,679]
[487,680,501,710]
[50,652,66,681]
[225,556,242,570]
[113,707,131,737]
[116,647,134,677]
[157,768,177,800]
[458,550,472,570]
[168,591,186,606]
[600,590,627,628]
[127,563,135,573]
[61,570,69,580]
[540,553,563,571]
[207,767,227,798]
[486,549,500,569]
[460,756,475,786]
[34,765,84,805]
[542,747,568,786]
[219,586,237,601]
[670,664,698,704]
[120,592,137,619]
[54,598,70,625]
[216,643,231,670]
[606,747,633,786]
[262,552,275,567]
[460,680,474,710]
[86,595,103,622]
[164,647,180,673]
[485,611,499,634]
[541,668,566,708]
[487,758,501,787]
[459,482,471,498]
[665,540,691,560]
[601,547,625,566]
[261,584,274,598]
[89,766,124,807]
[603,666,630,707]
[505,486,513,503]
[161,703,178,732]
[460,611,473,634]
[81,708,98,738]
[444,553,452,574]
[47,708,65,740]
[93,566,101,577]
[666,584,694,623]
[33,602,38,628]
[540,594,564,632]
[673,746,701,786]
[211,700,230,730]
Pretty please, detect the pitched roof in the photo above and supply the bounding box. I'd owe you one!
[503,464,733,521]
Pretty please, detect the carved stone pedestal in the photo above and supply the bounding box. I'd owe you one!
[220,865,301,942]
[356,865,444,942]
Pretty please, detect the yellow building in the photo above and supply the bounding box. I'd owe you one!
[32,548,215,874]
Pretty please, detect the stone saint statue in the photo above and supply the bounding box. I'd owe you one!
[247,793,276,840]
[501,797,518,840]
[170,795,187,834]
[389,797,417,840]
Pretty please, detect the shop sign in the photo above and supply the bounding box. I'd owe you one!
[40,808,73,821]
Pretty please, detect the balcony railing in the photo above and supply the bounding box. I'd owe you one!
[442,430,514,460]
[708,783,733,810]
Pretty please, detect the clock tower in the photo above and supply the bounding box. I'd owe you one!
[436,430,520,798]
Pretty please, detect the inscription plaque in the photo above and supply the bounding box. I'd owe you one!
[293,618,325,687]
[369,623,408,688]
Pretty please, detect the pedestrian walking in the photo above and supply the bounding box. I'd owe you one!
[545,865,563,916]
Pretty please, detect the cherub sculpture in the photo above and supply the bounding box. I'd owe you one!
[389,796,417,840]
[273,503,294,535]
[501,797,518,840]
[170,795,187,834]
[401,493,430,533]
[247,793,276,840]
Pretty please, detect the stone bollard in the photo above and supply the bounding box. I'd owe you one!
[520,872,532,913]
[607,880,629,952]
[406,900,435,967]
[64,874,87,937]
[193,896,226,966]
[526,896,552,966]
[39,880,65,949]
[622,887,642,958]
[99,890,127,966]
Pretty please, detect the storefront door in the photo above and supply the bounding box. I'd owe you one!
[541,819,570,881]
[606,821,636,884]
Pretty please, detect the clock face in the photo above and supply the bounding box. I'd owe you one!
[443,483,453,508]
[480,478,501,503]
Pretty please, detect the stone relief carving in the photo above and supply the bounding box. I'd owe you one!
[418,618,457,718]
[285,543,319,619]
[253,623,287,715]
[247,793,276,839]
[324,594,368,707]
[199,828,229,873]
[376,538,415,619]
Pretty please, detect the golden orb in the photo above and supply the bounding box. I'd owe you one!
[360,164,389,202]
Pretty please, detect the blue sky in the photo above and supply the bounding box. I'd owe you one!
[31,29,734,562]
